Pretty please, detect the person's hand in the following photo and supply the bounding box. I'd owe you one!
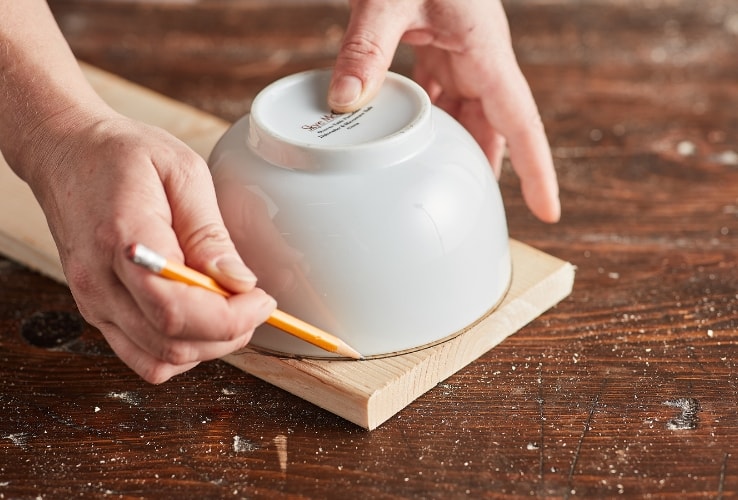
[328,0,560,223]
[2,0,276,384]
[22,108,276,383]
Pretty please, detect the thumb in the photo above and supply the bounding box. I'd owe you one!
[185,225,258,295]
[328,1,413,112]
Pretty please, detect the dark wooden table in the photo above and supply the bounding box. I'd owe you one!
[2,0,738,497]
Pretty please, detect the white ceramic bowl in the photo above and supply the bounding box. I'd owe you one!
[209,69,511,358]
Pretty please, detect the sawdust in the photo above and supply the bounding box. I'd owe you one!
[106,392,141,406]
[232,436,259,453]
[663,398,700,430]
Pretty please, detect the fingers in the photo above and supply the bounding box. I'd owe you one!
[105,231,276,383]
[414,37,561,222]
[118,254,275,343]
[121,147,277,379]
[504,110,561,224]
[101,311,258,385]
[328,0,420,112]
[479,64,561,223]
[101,322,200,385]
[154,147,259,294]
[438,95,507,177]
[51,119,279,384]
[105,247,276,383]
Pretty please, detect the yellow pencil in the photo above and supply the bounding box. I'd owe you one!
[125,243,362,360]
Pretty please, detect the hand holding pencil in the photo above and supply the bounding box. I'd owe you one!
[126,243,362,360]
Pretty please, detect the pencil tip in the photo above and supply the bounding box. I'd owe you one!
[336,341,363,360]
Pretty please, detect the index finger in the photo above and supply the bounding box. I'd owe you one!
[479,61,561,223]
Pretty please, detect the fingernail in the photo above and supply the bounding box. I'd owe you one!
[214,256,257,284]
[261,295,277,314]
[257,295,278,323]
[329,75,363,110]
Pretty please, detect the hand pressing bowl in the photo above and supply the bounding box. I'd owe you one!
[209,69,511,358]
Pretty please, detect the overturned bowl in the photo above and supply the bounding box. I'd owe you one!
[209,69,511,358]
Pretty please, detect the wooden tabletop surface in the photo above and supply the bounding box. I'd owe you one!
[2,0,738,497]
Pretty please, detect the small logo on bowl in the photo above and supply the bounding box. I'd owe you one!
[302,112,341,131]
[300,107,375,140]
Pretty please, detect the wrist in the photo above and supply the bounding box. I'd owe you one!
[0,1,115,190]
[8,101,116,198]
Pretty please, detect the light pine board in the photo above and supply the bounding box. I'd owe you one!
[0,63,575,429]
[224,241,573,429]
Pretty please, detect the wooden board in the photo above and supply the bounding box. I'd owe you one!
[0,63,574,429]
[224,240,574,429]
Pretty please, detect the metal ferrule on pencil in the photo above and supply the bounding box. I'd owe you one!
[128,243,166,273]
